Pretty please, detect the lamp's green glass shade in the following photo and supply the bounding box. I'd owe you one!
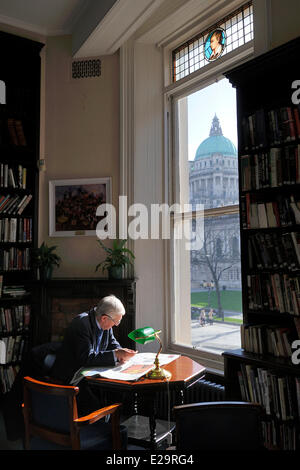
[128,327,172,380]
[128,327,160,345]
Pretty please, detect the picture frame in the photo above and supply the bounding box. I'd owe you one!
[49,177,112,237]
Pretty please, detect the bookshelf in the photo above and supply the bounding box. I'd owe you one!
[223,36,300,450]
[0,31,43,395]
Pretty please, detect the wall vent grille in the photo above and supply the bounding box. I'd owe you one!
[72,58,101,79]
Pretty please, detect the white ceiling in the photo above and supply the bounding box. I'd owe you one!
[0,0,92,35]
[0,0,213,57]
[0,0,166,56]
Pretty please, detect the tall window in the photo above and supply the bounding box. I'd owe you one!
[172,78,242,359]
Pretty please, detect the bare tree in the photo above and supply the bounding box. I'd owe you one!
[191,215,240,321]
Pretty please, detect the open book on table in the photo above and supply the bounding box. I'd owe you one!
[70,352,180,385]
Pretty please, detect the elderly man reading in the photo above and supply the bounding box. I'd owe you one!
[51,294,136,415]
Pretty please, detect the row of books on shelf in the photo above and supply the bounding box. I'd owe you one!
[247,231,300,272]
[241,194,300,229]
[0,247,31,272]
[0,304,31,334]
[0,163,27,189]
[241,105,300,151]
[262,419,297,451]
[263,419,297,450]
[0,335,27,365]
[246,273,300,315]
[0,217,32,243]
[0,117,27,146]
[0,193,32,215]
[237,363,300,423]
[240,145,300,191]
[241,322,299,358]
[0,284,29,298]
[0,364,20,394]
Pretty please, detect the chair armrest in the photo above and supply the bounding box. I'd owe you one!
[75,403,123,450]
[74,403,122,427]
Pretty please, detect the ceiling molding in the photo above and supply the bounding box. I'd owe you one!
[134,0,210,44]
[135,0,246,48]
[0,14,50,36]
[73,0,165,58]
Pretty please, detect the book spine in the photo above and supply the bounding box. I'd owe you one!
[17,194,32,215]
[14,120,26,146]
[297,145,300,184]
[7,118,18,145]
[294,107,300,138]
[287,107,296,141]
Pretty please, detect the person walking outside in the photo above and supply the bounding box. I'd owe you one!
[208,308,214,325]
[199,309,206,327]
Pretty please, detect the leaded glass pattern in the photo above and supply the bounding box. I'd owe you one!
[172,2,253,82]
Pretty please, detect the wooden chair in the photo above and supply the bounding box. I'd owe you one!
[173,401,265,451]
[22,376,126,450]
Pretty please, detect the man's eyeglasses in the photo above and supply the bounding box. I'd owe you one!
[105,314,121,326]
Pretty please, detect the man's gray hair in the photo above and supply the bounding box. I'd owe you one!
[95,295,125,320]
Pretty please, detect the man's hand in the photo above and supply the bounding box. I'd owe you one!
[115,348,137,364]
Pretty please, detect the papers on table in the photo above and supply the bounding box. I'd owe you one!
[70,352,180,385]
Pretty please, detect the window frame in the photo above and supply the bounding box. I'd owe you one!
[118,0,270,374]
[164,45,253,373]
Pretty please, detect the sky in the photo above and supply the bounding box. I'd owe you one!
[187,78,237,160]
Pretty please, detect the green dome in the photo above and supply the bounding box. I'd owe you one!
[194,114,237,160]
[195,135,237,160]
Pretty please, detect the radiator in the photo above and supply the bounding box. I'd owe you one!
[187,378,225,402]
[153,378,225,420]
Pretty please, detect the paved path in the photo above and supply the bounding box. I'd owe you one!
[191,320,241,354]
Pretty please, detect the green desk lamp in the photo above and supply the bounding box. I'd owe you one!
[128,327,172,380]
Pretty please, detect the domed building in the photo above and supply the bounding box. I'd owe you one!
[190,115,241,290]
[189,114,239,209]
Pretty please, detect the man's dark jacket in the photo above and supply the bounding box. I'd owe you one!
[51,308,121,383]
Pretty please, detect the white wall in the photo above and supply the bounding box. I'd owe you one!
[269,0,300,49]
[40,35,120,278]
[254,0,300,56]
[132,42,166,349]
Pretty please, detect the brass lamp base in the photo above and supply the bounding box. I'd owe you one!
[146,364,172,380]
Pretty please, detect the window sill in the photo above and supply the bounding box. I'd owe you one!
[166,342,225,376]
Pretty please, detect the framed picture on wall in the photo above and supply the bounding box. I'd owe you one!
[49,177,112,236]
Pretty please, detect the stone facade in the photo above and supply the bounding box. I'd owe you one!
[189,115,241,290]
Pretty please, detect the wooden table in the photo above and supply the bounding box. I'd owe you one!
[87,356,205,449]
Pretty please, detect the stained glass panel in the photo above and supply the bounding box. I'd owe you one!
[172,2,253,82]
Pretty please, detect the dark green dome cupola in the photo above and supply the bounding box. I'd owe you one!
[194,114,237,160]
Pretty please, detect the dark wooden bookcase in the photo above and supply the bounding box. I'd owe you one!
[223,37,300,450]
[0,31,43,395]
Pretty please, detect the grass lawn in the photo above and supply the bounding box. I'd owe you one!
[215,316,243,325]
[191,290,242,312]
